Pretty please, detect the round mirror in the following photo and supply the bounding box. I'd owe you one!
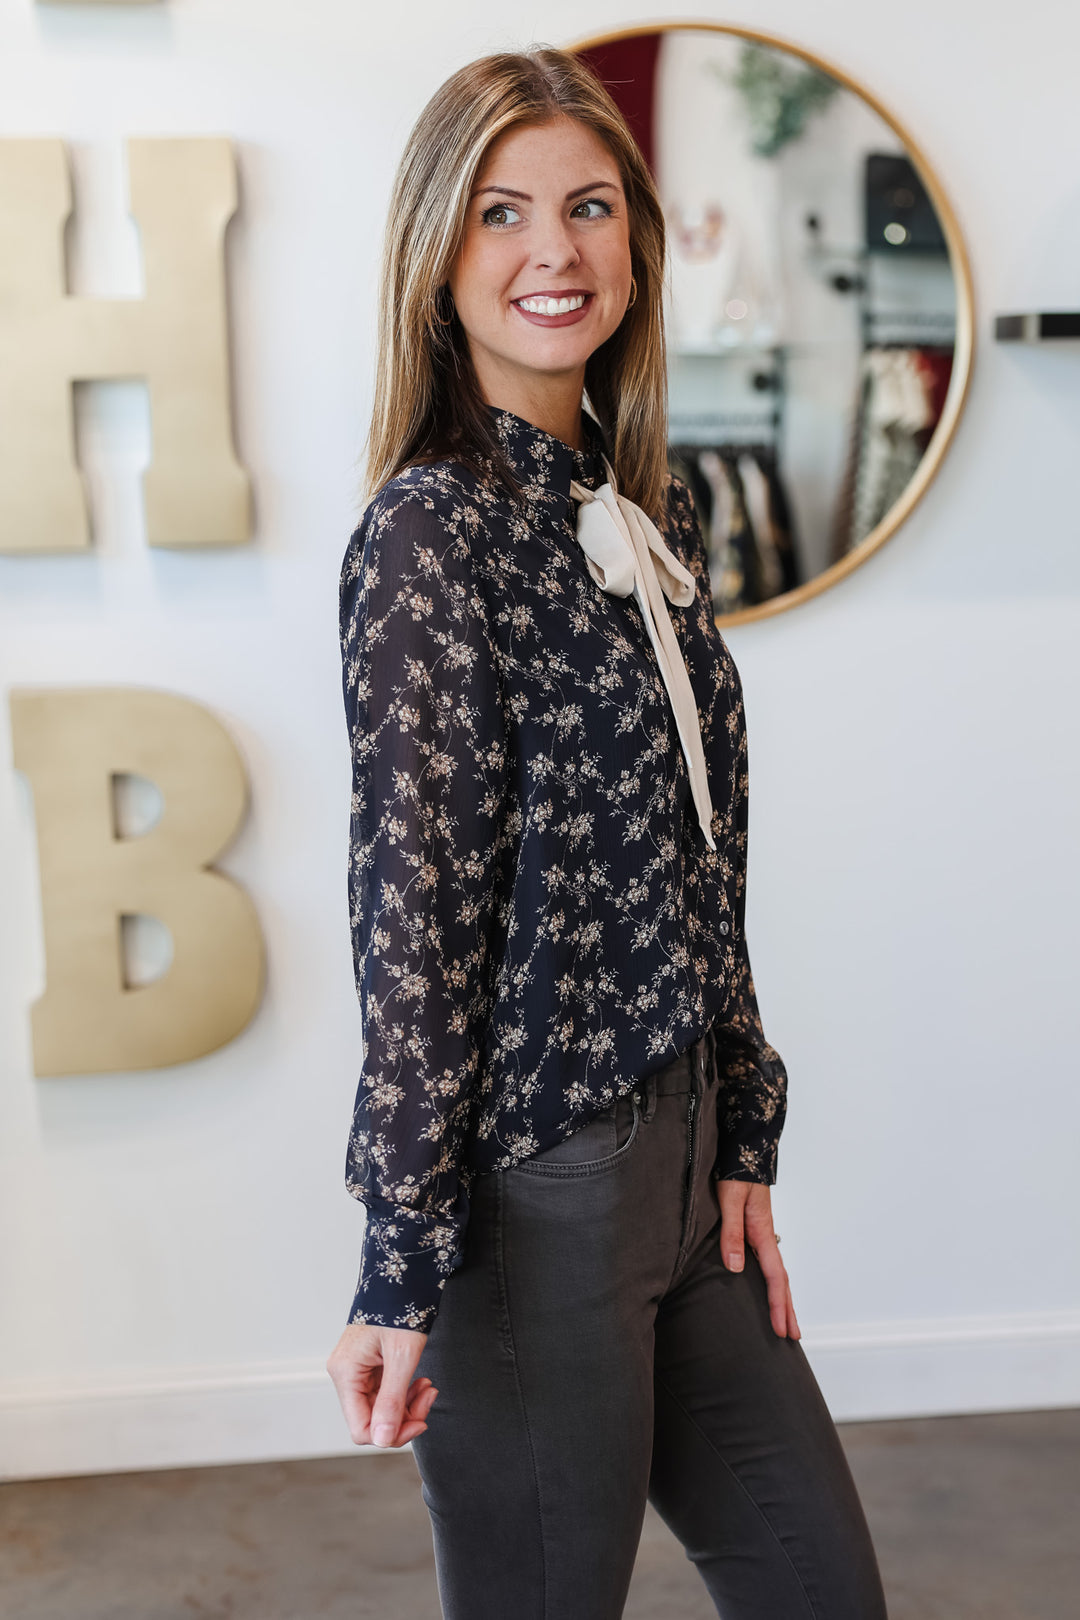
[571,23,974,624]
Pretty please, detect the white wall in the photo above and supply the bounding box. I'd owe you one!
[0,0,1077,1481]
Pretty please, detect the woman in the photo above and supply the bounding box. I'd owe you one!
[328,46,889,1620]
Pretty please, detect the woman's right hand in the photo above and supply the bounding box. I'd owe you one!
[326,1323,438,1448]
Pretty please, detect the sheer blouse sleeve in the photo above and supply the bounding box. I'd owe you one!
[338,483,510,1332]
[667,475,789,1184]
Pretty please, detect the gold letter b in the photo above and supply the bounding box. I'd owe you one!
[11,687,266,1076]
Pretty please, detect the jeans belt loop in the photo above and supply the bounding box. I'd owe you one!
[635,1074,657,1124]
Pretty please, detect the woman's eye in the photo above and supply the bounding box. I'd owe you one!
[481,202,521,229]
[571,198,614,220]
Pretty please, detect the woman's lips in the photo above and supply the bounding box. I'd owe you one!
[512,291,594,327]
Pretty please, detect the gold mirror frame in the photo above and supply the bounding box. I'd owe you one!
[568,20,975,626]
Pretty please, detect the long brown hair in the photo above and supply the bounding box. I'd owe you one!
[362,47,670,519]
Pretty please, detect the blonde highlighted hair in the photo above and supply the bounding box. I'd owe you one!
[362,47,670,519]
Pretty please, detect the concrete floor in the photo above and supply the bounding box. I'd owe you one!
[1,1406,1077,1619]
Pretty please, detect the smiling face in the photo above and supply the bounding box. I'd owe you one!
[447,116,634,420]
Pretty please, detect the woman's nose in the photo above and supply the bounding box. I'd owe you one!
[533,216,581,273]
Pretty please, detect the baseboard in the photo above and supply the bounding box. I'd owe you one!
[0,1359,354,1484]
[805,1307,1080,1424]
[3,1310,1078,1482]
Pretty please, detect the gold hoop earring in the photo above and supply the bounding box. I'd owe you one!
[433,289,455,328]
[627,276,638,309]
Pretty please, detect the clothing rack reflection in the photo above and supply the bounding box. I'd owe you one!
[669,435,802,616]
[830,340,954,558]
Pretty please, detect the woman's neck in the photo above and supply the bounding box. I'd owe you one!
[473,359,586,452]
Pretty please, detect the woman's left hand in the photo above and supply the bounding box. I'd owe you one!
[715,1178,801,1340]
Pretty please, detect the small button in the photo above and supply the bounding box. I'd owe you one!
[719,920,729,935]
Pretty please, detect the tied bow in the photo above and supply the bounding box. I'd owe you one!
[569,457,717,852]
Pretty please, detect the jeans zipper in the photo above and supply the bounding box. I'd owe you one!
[685,1087,697,1192]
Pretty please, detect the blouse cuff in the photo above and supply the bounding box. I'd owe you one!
[346,1202,465,1334]
[711,1123,780,1184]
[710,1043,785,1183]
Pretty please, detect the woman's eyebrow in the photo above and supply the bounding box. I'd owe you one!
[566,181,618,200]
[471,180,620,201]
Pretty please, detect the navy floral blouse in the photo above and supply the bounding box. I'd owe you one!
[338,405,788,1332]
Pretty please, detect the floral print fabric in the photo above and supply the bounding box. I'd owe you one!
[339,406,787,1331]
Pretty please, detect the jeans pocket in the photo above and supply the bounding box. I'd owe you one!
[513,1089,642,1178]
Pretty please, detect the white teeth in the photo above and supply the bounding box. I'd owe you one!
[517,293,586,315]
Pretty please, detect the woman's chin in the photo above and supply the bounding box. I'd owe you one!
[506,330,616,375]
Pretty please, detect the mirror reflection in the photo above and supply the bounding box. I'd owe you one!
[575,27,961,619]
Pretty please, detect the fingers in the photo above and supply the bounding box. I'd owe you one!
[749,1228,792,1338]
[343,1375,439,1449]
[764,1268,790,1338]
[714,1178,747,1271]
[392,1380,440,1446]
[326,1327,378,1445]
[339,1375,374,1445]
[756,1240,802,1340]
[714,1181,802,1341]
[369,1334,429,1448]
[326,1324,435,1448]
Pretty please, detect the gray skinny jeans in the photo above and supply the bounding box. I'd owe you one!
[411,1030,889,1619]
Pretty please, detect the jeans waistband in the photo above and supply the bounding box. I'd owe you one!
[643,1027,714,1097]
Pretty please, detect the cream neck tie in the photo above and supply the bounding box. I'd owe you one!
[568,457,717,852]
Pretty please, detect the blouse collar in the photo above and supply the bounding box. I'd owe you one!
[488,404,610,506]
